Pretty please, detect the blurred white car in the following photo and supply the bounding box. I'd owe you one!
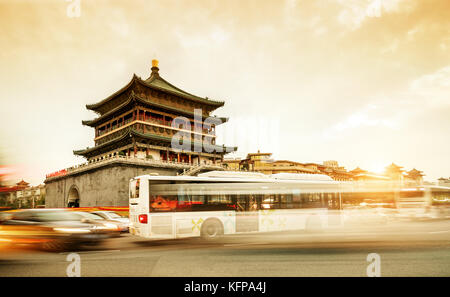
[72,211,123,237]
[91,211,129,232]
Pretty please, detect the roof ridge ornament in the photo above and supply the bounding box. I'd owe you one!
[151,59,159,78]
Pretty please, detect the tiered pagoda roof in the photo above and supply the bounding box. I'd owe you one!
[86,65,224,116]
[73,127,236,159]
[75,60,237,159]
[405,168,425,178]
[16,180,29,187]
[349,167,368,175]
[385,163,404,172]
[82,91,228,128]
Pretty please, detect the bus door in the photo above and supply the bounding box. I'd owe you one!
[235,194,259,233]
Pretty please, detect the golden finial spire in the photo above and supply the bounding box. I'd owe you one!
[150,59,159,78]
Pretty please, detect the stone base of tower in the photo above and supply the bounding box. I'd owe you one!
[44,157,223,208]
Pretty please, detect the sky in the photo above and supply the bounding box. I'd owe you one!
[0,0,449,185]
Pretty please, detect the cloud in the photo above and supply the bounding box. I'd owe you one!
[336,0,407,30]
[410,65,450,106]
[322,104,397,139]
[322,64,450,140]
[0,0,449,183]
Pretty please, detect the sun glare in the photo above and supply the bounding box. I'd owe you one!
[369,164,386,175]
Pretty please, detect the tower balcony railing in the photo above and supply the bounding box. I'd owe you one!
[95,123,216,146]
[96,117,214,139]
[144,117,213,135]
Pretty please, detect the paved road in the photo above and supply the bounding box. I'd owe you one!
[0,220,449,277]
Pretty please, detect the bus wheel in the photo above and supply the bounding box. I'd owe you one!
[305,216,323,233]
[200,219,223,240]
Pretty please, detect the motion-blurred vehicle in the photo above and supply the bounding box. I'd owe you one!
[0,209,111,251]
[72,211,123,236]
[0,212,13,250]
[91,211,129,232]
[396,186,450,220]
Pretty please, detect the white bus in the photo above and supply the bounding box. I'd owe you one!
[128,171,344,240]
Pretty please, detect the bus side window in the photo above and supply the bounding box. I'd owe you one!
[150,195,177,212]
[292,190,302,209]
[326,193,340,210]
[249,195,258,211]
[262,194,280,209]
[206,194,234,211]
[302,193,322,208]
[190,195,205,211]
[234,195,260,211]
[235,195,246,211]
[177,190,191,211]
[280,194,294,209]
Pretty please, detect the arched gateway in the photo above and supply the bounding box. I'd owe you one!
[67,186,80,208]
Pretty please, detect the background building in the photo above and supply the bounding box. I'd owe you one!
[404,169,425,186]
[438,177,450,187]
[224,152,427,185]
[15,184,46,208]
[223,152,352,181]
[0,180,45,208]
[317,161,353,181]
[223,151,318,175]
[349,164,427,185]
[384,163,405,183]
[349,167,390,182]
